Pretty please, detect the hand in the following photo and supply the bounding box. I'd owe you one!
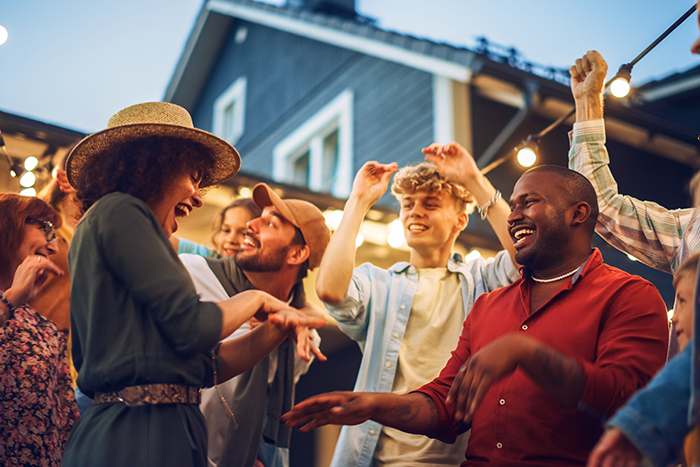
[5,255,64,307]
[422,142,478,187]
[55,169,77,195]
[249,290,290,322]
[446,334,525,423]
[281,391,376,432]
[350,161,398,208]
[587,428,642,467]
[570,50,608,103]
[268,308,327,362]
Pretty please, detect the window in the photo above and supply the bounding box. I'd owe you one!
[213,76,247,145]
[273,90,353,198]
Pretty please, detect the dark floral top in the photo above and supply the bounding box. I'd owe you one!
[0,304,79,466]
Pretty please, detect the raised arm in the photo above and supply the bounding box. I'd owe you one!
[281,391,438,435]
[569,50,606,121]
[568,50,696,273]
[315,161,397,304]
[423,142,517,266]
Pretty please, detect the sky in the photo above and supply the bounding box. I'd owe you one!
[0,0,698,134]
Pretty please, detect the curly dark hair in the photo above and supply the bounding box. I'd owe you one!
[73,136,216,213]
[0,194,61,282]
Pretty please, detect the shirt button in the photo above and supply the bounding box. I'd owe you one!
[393,333,399,339]
[521,324,528,330]
[496,442,503,449]
[370,429,376,435]
[385,362,391,368]
[400,305,406,310]
[499,399,505,406]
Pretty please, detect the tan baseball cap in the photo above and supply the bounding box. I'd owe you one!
[252,183,331,269]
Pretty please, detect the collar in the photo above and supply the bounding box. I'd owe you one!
[389,255,463,275]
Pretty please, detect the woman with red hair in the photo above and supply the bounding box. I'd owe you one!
[0,193,79,466]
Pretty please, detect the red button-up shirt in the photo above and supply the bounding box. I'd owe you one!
[415,249,669,466]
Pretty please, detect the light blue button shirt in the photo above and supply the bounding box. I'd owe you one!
[325,250,519,467]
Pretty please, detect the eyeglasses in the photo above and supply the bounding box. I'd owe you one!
[26,218,56,242]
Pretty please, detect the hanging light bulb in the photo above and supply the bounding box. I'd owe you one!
[24,156,39,171]
[238,186,252,198]
[610,64,632,98]
[355,233,364,248]
[20,171,36,188]
[20,188,36,197]
[323,210,344,231]
[516,137,538,168]
[387,219,405,248]
[517,146,537,168]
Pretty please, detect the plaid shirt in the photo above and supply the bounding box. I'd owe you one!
[568,119,700,274]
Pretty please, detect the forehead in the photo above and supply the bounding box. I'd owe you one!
[400,190,454,202]
[223,206,255,224]
[510,171,562,201]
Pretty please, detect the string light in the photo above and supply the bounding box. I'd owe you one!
[387,219,405,248]
[481,4,697,175]
[610,64,632,98]
[516,144,537,168]
[19,171,36,188]
[24,156,39,171]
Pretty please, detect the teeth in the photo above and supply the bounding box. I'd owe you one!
[244,237,258,247]
[408,224,427,231]
[175,204,191,217]
[514,229,534,240]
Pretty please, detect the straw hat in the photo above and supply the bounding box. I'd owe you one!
[66,102,240,189]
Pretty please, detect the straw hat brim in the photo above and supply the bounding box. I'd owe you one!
[66,123,240,189]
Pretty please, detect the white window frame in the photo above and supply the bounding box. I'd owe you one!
[213,76,247,145]
[273,89,353,198]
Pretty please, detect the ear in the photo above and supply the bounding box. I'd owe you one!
[569,201,592,227]
[287,244,310,267]
[55,169,75,194]
[454,211,469,233]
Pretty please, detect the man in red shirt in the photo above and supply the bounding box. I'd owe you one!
[283,166,670,466]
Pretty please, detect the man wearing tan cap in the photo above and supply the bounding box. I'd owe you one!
[180,182,331,467]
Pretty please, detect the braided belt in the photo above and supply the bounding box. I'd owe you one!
[93,384,201,407]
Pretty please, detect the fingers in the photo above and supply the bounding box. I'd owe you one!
[36,256,64,277]
[421,143,443,156]
[463,371,493,423]
[446,361,468,404]
[447,360,475,421]
[363,161,398,177]
[308,338,327,362]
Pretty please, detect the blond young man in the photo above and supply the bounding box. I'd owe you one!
[315,143,518,467]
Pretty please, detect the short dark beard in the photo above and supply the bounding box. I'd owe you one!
[235,245,289,273]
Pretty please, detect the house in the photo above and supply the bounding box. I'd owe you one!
[163,1,699,464]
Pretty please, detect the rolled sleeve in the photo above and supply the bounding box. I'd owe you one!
[324,264,376,344]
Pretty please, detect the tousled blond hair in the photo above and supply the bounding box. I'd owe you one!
[391,162,475,214]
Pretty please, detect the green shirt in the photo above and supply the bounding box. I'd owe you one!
[69,192,222,395]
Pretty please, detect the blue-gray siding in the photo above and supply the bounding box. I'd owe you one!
[191,20,434,206]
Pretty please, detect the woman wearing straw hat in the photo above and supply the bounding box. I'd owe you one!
[60,102,325,467]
